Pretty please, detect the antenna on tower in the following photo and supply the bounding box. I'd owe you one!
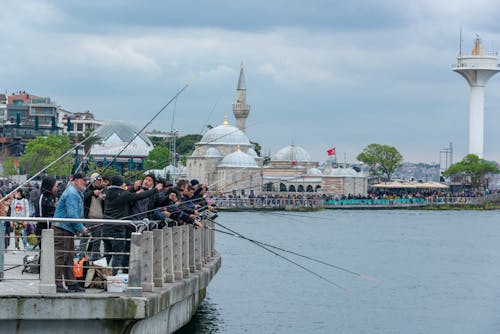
[459,25,463,59]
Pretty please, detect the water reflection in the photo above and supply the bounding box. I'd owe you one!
[175,295,223,334]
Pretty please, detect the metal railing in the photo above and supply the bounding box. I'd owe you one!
[0,216,216,296]
[214,197,324,209]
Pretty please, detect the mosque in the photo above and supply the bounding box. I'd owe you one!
[187,65,368,196]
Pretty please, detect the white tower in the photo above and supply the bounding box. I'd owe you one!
[232,63,250,133]
[453,35,500,158]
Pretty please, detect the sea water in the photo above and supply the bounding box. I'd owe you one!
[177,210,500,334]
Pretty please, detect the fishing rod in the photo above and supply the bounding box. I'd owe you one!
[0,134,96,204]
[206,223,377,282]
[206,218,349,291]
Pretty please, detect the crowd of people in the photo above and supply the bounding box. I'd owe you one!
[0,172,212,293]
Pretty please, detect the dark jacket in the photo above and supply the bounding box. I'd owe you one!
[83,183,104,218]
[35,192,57,235]
[103,186,158,220]
[130,187,173,220]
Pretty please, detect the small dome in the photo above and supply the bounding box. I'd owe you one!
[274,145,311,162]
[328,168,359,177]
[219,150,258,168]
[246,148,258,157]
[205,147,222,157]
[199,123,251,146]
[307,168,323,176]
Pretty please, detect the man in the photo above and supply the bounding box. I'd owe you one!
[52,173,87,293]
[82,172,105,260]
[103,175,163,275]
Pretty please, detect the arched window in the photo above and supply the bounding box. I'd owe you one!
[315,185,322,191]
[306,185,314,192]
[298,185,304,192]
[279,183,287,192]
[289,185,296,192]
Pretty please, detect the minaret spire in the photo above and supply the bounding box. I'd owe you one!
[232,62,250,133]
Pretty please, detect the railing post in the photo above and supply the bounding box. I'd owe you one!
[210,220,215,257]
[141,231,154,292]
[0,221,4,281]
[204,222,209,263]
[200,225,206,265]
[39,229,56,294]
[126,232,143,297]
[182,225,189,278]
[172,226,183,280]
[195,226,202,271]
[206,220,212,261]
[153,229,164,288]
[163,227,174,283]
[188,225,195,273]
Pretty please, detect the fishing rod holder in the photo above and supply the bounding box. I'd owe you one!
[0,216,217,296]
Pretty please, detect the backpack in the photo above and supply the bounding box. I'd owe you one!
[22,254,40,274]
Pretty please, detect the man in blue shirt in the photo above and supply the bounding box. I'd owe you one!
[53,173,88,293]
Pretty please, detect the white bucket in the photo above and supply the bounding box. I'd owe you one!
[106,274,129,293]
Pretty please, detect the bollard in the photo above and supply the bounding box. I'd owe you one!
[153,229,164,288]
[182,225,189,278]
[172,226,183,280]
[39,229,56,294]
[163,227,174,283]
[188,225,195,273]
[141,231,154,292]
[126,232,143,297]
[194,226,202,271]
[0,221,4,280]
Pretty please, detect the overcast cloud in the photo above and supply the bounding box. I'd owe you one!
[1,0,499,163]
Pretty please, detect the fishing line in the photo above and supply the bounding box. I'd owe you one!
[207,219,351,291]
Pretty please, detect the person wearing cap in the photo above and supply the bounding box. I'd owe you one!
[81,172,105,260]
[52,173,88,293]
[102,174,163,275]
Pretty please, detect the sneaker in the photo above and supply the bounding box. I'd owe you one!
[56,286,69,293]
[68,284,85,293]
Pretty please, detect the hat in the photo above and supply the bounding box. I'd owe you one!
[72,172,84,180]
[144,173,156,185]
[110,175,124,187]
[90,173,101,183]
[191,179,199,186]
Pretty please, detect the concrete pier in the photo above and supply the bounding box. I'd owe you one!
[0,220,220,334]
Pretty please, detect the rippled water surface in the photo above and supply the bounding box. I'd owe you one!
[177,210,500,334]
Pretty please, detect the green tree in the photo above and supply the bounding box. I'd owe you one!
[20,135,73,177]
[357,143,403,181]
[176,134,202,155]
[443,154,499,188]
[2,157,17,176]
[144,146,171,170]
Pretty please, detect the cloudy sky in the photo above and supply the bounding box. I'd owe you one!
[1,0,500,164]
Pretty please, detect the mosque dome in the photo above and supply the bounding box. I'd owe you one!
[246,148,258,157]
[274,145,311,162]
[307,168,323,176]
[205,147,222,157]
[218,149,258,168]
[327,168,359,177]
[199,120,251,146]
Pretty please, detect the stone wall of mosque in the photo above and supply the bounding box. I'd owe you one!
[216,168,262,195]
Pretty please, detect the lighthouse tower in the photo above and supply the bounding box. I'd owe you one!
[453,35,500,158]
[232,63,250,133]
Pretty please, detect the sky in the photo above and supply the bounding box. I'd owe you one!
[1,0,500,164]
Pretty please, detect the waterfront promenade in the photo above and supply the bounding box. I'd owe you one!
[214,193,500,210]
[0,218,220,334]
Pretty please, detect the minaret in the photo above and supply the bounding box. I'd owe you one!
[232,63,250,133]
[453,35,500,158]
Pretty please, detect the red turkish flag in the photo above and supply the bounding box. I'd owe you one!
[291,160,297,166]
[327,147,336,156]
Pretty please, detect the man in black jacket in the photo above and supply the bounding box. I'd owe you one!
[103,175,163,275]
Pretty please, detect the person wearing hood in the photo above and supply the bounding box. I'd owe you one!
[34,176,58,244]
